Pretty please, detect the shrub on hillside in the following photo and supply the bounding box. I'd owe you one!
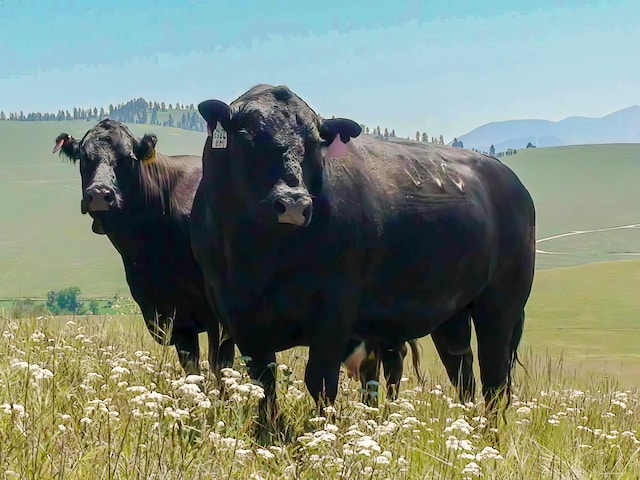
[46,286,87,315]
[9,298,48,319]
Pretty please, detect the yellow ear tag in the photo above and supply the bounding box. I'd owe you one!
[142,148,157,165]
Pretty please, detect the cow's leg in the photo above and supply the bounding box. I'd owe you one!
[430,310,476,404]
[173,328,201,376]
[381,341,408,401]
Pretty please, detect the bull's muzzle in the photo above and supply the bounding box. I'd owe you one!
[81,186,115,214]
[273,195,313,227]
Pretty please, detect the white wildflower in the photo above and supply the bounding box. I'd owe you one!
[110,366,130,375]
[185,374,205,384]
[30,330,46,342]
[126,386,148,394]
[286,386,305,401]
[446,436,474,451]
[1,403,26,417]
[325,423,339,433]
[220,367,242,378]
[461,461,483,477]
[255,448,275,460]
[476,446,503,461]
[445,418,474,435]
[32,368,53,380]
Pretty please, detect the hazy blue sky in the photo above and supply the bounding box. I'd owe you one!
[0,0,638,139]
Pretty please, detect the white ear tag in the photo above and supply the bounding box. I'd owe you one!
[212,121,227,149]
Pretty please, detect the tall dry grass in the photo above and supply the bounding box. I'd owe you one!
[1,314,638,479]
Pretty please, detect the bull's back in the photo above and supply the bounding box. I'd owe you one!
[336,139,532,332]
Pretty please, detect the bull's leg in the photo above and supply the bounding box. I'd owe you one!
[206,324,235,375]
[472,299,526,427]
[218,328,236,371]
[430,310,476,404]
[207,324,236,400]
[173,329,201,376]
[381,342,408,401]
[306,283,358,414]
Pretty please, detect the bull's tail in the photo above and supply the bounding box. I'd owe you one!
[506,310,527,405]
[406,339,425,385]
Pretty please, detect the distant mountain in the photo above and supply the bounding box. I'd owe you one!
[454,105,640,152]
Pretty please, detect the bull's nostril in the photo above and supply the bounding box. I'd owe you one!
[104,191,115,203]
[302,205,312,221]
[273,199,287,215]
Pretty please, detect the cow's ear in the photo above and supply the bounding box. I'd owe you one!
[53,133,80,164]
[319,118,362,159]
[134,133,158,165]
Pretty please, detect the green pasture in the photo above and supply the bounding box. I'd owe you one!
[500,143,640,270]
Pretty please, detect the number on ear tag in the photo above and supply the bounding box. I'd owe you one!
[212,121,227,149]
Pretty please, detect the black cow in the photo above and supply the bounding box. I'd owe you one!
[52,119,235,377]
[190,84,535,428]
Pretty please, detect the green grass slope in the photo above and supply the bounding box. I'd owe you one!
[1,119,639,298]
[500,144,640,269]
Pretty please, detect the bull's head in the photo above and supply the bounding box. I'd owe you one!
[197,84,361,228]
[53,119,157,234]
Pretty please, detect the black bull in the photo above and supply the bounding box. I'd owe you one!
[189,84,536,425]
[52,119,422,400]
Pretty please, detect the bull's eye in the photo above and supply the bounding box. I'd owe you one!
[235,129,254,147]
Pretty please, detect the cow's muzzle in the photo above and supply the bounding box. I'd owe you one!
[81,185,116,214]
[272,194,313,227]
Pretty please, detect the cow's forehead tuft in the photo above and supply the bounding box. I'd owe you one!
[81,121,133,146]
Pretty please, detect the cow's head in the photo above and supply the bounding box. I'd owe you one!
[197,84,361,228]
[53,119,157,234]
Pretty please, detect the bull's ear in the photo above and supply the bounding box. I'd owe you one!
[53,133,80,164]
[319,118,362,159]
[198,100,231,133]
[134,133,158,165]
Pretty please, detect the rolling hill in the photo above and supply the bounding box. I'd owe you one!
[0,119,639,298]
[455,104,640,152]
